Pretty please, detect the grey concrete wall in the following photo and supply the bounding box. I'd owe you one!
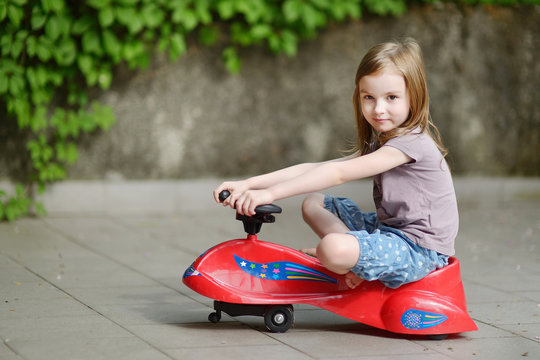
[2,4,539,181]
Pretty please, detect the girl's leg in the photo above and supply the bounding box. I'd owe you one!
[301,193,363,288]
[317,232,363,289]
[300,193,349,256]
[302,193,349,238]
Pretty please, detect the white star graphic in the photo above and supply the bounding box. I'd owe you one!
[240,261,247,267]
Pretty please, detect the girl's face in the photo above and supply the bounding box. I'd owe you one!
[358,68,410,133]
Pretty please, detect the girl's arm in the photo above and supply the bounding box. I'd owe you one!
[213,155,356,205]
[234,146,411,215]
[214,163,318,205]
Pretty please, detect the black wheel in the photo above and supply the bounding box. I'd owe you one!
[208,312,221,323]
[264,305,294,333]
[427,334,448,340]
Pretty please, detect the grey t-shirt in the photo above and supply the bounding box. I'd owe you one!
[373,131,458,256]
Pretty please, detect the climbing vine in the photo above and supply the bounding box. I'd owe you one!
[0,0,536,221]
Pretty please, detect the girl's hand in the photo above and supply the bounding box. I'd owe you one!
[213,180,249,208]
[235,189,274,216]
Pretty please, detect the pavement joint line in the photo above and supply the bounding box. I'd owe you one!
[3,337,23,359]
[38,215,278,341]
[38,217,216,308]
[258,330,319,360]
[109,215,202,258]
[2,250,179,360]
[13,218,215,359]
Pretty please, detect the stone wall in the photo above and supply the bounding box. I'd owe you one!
[2,3,539,180]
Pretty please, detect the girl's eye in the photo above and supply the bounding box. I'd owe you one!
[363,95,374,100]
[388,95,398,101]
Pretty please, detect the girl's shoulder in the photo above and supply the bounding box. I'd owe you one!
[384,130,440,163]
[385,128,432,147]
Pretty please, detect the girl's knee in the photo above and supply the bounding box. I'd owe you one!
[301,193,325,221]
[317,234,348,260]
[316,234,359,273]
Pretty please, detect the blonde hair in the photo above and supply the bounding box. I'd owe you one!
[352,38,447,156]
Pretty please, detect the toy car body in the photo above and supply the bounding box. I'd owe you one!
[183,198,477,337]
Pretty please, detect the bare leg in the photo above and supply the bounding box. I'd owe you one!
[317,233,364,288]
[301,193,349,239]
[300,193,349,255]
[300,194,364,288]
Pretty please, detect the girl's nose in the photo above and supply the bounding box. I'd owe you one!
[374,101,385,115]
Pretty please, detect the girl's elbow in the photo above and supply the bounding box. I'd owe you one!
[336,176,349,186]
[331,171,349,186]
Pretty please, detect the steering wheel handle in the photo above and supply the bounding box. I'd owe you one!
[218,190,231,203]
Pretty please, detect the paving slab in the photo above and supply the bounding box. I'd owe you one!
[1,177,539,359]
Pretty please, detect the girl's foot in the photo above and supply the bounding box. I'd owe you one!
[300,247,317,257]
[344,271,364,289]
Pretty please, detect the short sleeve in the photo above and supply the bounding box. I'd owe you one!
[382,133,425,163]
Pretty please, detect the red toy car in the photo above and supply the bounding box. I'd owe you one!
[183,192,477,338]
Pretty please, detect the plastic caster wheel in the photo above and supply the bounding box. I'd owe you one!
[427,334,448,340]
[264,305,294,333]
[208,312,221,323]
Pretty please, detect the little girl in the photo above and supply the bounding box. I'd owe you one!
[214,39,458,289]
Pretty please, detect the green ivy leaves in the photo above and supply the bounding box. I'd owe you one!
[0,185,32,222]
[0,0,119,220]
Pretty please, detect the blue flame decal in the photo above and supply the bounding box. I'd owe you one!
[234,254,336,283]
[401,309,448,330]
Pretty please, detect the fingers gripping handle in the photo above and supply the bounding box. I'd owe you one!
[218,189,282,215]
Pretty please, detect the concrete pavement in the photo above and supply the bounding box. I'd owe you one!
[1,177,539,359]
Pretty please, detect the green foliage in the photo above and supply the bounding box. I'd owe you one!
[0,185,33,222]
[0,0,535,221]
